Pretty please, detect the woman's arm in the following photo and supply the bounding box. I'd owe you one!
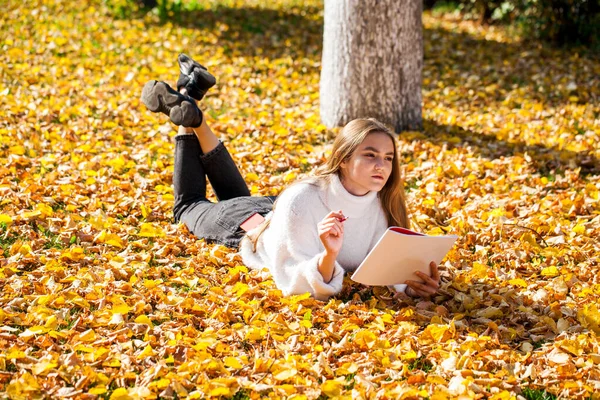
[316,210,345,283]
[318,251,338,283]
[244,187,346,300]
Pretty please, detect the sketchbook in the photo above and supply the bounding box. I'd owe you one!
[350,227,458,286]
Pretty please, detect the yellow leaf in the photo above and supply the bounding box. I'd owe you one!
[300,320,312,328]
[6,348,27,360]
[354,330,377,349]
[321,380,343,397]
[93,347,110,360]
[273,368,297,380]
[138,222,165,238]
[520,232,540,247]
[288,292,311,304]
[140,204,148,218]
[32,360,57,376]
[475,307,503,319]
[0,214,13,224]
[489,207,505,218]
[541,266,559,277]
[89,386,108,395]
[60,247,85,261]
[110,297,132,314]
[36,203,53,217]
[74,344,95,353]
[274,125,288,136]
[18,243,32,256]
[224,357,243,369]
[277,384,297,395]
[246,172,259,182]
[109,387,131,400]
[578,304,600,334]
[94,230,124,248]
[106,157,126,171]
[6,372,40,396]
[572,223,585,234]
[134,315,152,325]
[557,339,583,356]
[508,278,528,287]
[20,209,42,220]
[103,358,121,367]
[20,326,46,339]
[10,145,25,155]
[489,391,512,400]
[44,315,59,330]
[143,279,162,289]
[283,171,297,183]
[151,378,170,390]
[77,329,97,343]
[245,327,267,341]
[422,324,452,342]
[209,387,232,397]
[137,345,155,359]
[336,362,359,376]
[470,262,488,279]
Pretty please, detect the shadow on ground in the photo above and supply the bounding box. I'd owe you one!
[139,5,324,59]
[336,280,559,356]
[126,5,599,172]
[131,4,599,103]
[423,120,599,176]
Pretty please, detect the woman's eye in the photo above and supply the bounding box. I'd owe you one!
[385,157,393,162]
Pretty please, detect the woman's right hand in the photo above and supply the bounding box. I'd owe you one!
[317,210,346,255]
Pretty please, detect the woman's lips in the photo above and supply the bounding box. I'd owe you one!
[372,175,384,180]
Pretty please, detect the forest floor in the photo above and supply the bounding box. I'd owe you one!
[1,0,599,399]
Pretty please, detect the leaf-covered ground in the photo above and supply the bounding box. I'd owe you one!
[1,0,599,399]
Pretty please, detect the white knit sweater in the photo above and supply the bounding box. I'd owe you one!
[240,173,390,300]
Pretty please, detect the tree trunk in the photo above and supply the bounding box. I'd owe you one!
[320,0,423,133]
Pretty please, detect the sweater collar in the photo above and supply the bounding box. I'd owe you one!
[325,173,379,218]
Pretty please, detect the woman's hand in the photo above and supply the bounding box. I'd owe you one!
[317,210,346,255]
[405,261,441,298]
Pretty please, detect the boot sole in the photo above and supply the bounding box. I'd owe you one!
[141,80,201,127]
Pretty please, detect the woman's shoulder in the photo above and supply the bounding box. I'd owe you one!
[276,178,326,213]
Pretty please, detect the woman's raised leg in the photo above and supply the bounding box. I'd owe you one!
[179,89,251,201]
[172,132,211,223]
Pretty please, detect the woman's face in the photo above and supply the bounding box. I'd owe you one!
[340,131,395,196]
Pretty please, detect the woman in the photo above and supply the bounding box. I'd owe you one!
[141,54,440,300]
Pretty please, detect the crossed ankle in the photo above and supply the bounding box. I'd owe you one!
[179,87,198,106]
[176,125,195,136]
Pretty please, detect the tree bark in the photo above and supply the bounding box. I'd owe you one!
[320,0,423,132]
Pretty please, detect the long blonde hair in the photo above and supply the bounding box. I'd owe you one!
[248,118,409,250]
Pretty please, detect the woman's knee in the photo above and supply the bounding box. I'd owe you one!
[173,198,185,223]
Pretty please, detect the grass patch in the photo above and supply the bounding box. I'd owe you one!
[431,0,462,16]
[408,356,433,373]
[522,388,557,400]
[228,389,250,400]
[0,221,20,257]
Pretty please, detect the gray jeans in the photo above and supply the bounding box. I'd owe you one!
[173,135,275,248]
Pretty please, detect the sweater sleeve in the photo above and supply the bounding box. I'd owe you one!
[260,190,345,301]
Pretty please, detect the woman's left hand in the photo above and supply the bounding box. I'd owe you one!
[405,261,440,298]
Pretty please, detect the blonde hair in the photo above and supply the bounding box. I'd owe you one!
[248,118,409,250]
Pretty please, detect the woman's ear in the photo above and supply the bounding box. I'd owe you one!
[340,156,349,169]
